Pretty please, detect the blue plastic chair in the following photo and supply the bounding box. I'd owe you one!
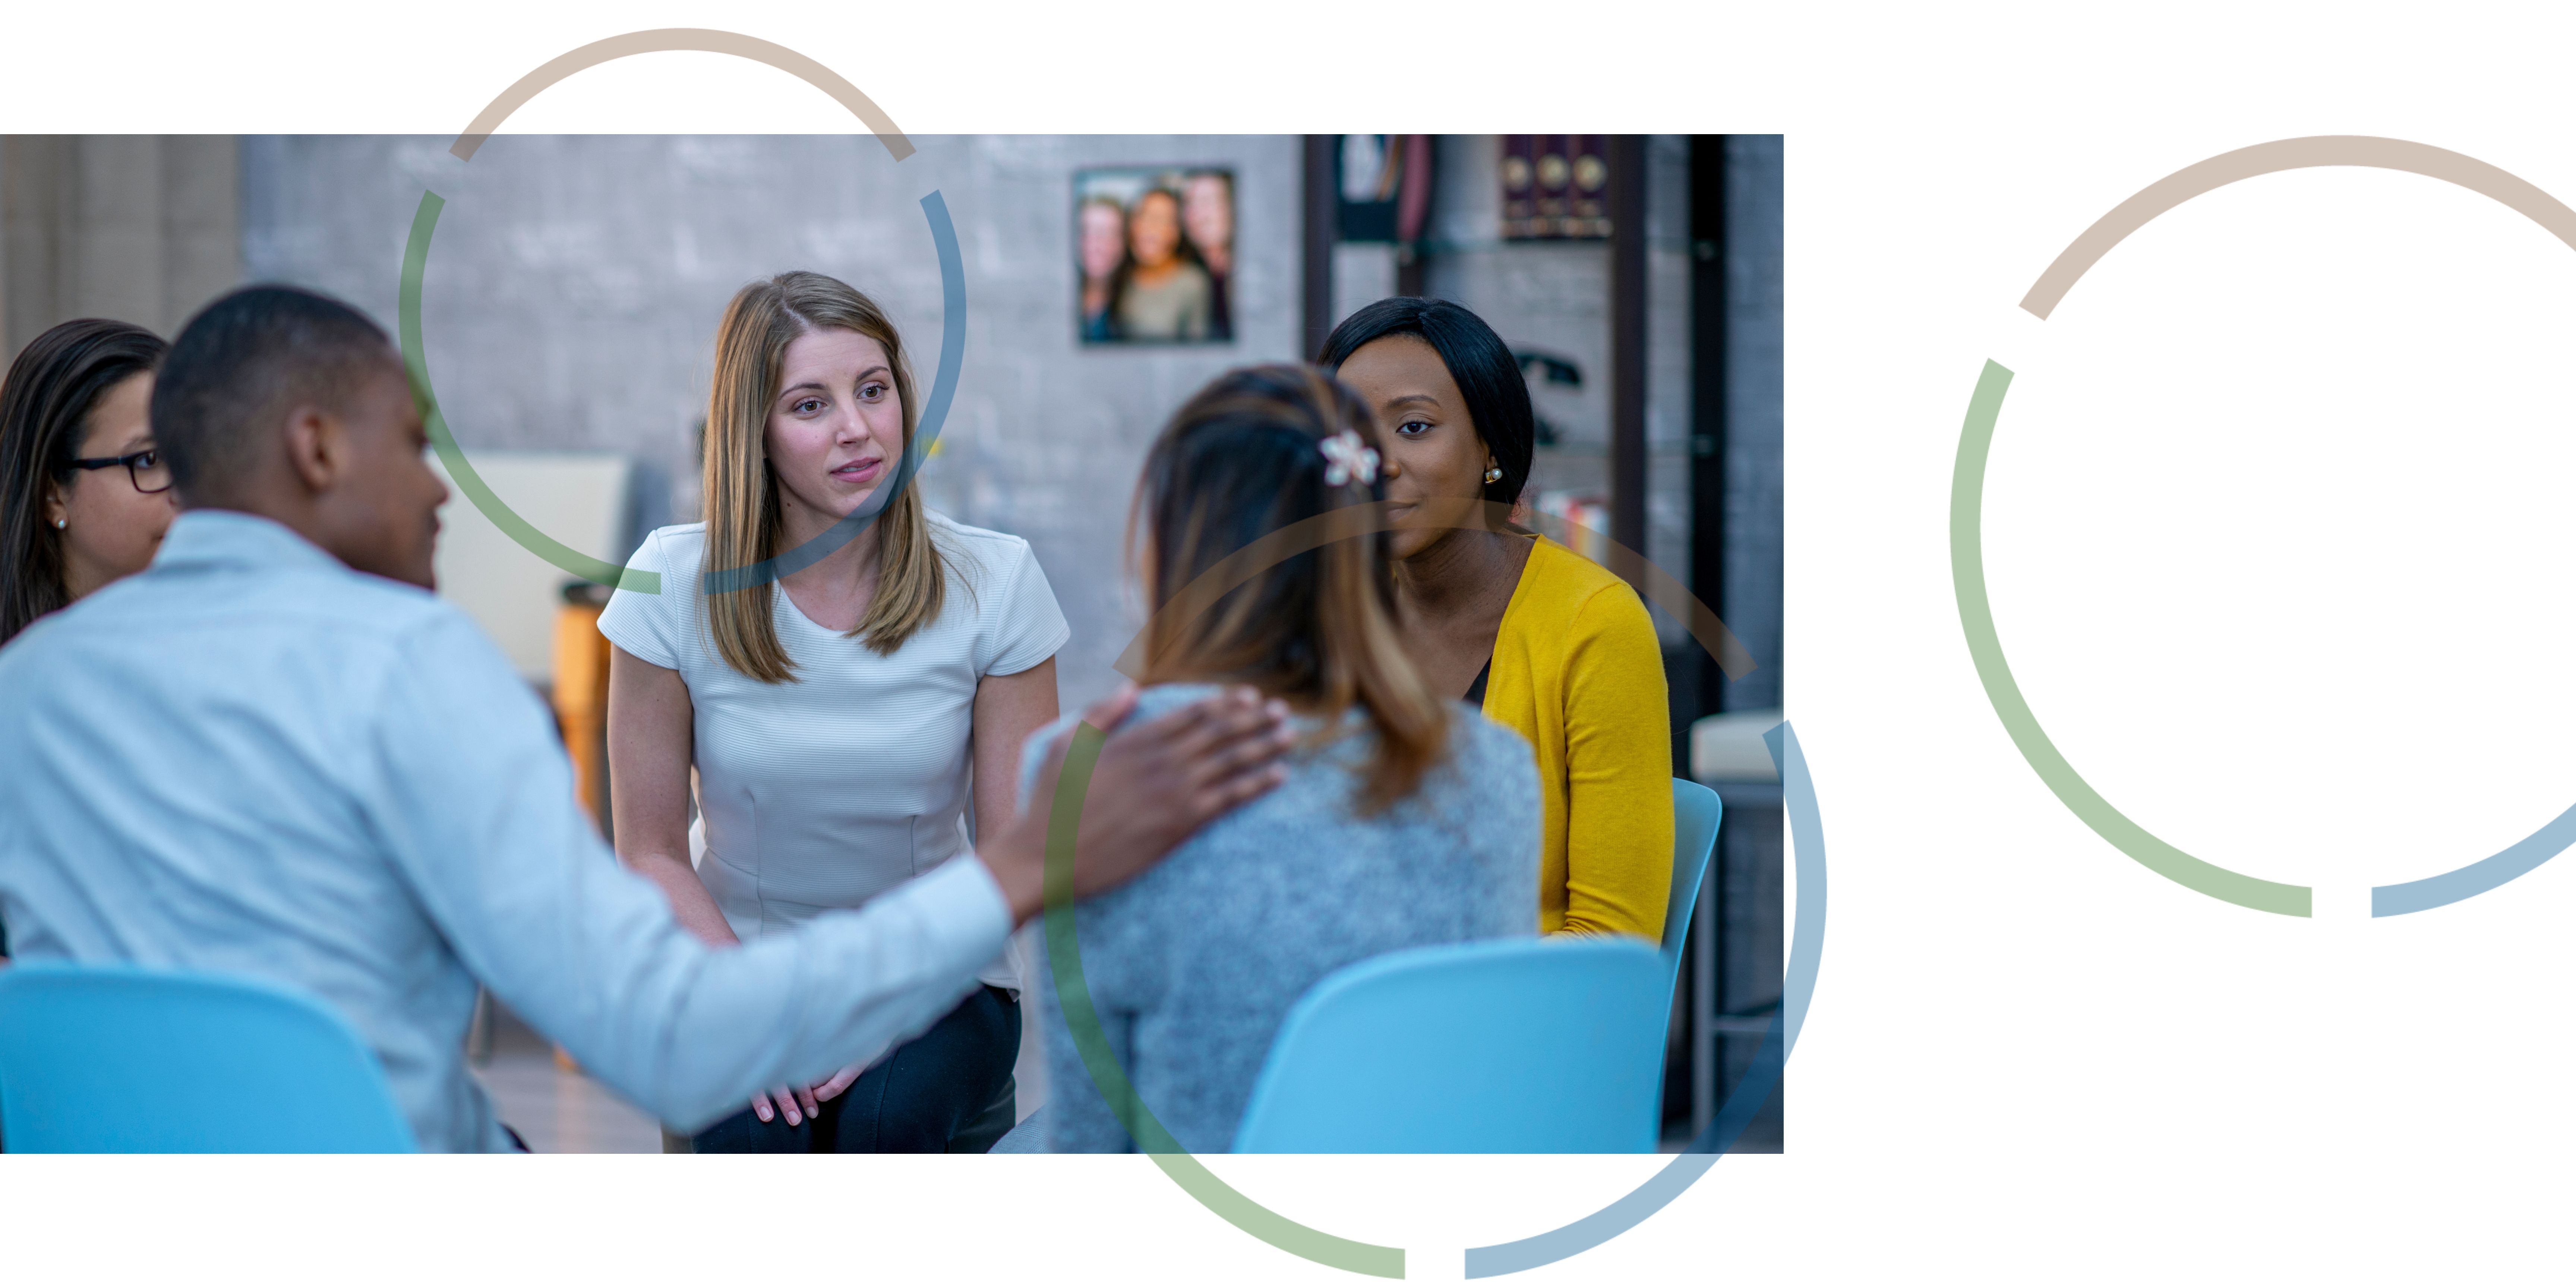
[0,962,415,1152]
[1231,938,1665,1153]
[1650,779,1726,1139]
[1665,779,1724,1012]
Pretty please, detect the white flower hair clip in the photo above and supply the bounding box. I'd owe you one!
[1319,429,1380,488]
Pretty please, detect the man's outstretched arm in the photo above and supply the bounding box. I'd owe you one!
[365,618,1289,1133]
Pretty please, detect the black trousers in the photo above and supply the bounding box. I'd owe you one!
[692,985,1018,1154]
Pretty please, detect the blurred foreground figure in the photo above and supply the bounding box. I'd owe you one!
[0,284,1291,1151]
[1023,364,1537,1153]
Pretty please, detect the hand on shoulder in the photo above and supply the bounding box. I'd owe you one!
[976,682,1296,924]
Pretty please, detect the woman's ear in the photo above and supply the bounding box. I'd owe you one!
[42,477,68,528]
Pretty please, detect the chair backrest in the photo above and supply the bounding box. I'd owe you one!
[0,963,415,1152]
[1231,938,1664,1153]
[1666,779,1725,997]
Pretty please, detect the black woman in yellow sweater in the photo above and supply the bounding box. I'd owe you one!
[1319,299,1673,940]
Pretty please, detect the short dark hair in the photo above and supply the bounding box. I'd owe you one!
[151,285,399,498]
[1315,297,1535,506]
[0,318,167,643]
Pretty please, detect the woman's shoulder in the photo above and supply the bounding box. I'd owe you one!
[1518,535,1625,600]
[1294,701,1538,814]
[596,524,713,667]
[1440,707,1542,795]
[632,522,710,570]
[926,513,1068,649]
[926,511,1037,584]
[1014,685,1229,806]
[1510,536,1653,641]
[1439,710,1544,842]
[925,510,1032,560]
[1130,681,1226,722]
[602,524,709,608]
[1345,708,1541,868]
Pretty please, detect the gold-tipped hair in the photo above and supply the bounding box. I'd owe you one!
[1129,363,1448,814]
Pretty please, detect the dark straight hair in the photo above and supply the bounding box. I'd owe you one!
[1314,297,1535,508]
[0,319,167,645]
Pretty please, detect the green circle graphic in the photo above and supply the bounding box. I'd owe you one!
[1950,360,2310,916]
[1961,135,2576,917]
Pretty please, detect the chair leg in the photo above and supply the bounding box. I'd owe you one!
[466,988,495,1066]
[1690,863,1717,1141]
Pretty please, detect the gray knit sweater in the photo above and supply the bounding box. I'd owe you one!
[1018,683,1541,1154]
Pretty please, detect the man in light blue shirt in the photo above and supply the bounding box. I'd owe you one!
[0,284,1291,1150]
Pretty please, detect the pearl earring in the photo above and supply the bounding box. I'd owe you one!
[1483,465,1503,484]
[54,518,67,530]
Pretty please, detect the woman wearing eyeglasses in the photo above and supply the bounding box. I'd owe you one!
[0,318,174,648]
[0,317,171,962]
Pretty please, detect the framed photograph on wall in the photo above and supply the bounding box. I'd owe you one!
[1075,166,1234,344]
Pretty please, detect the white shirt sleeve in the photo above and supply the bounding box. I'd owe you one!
[981,541,1070,677]
[596,529,682,670]
[362,611,1012,1131]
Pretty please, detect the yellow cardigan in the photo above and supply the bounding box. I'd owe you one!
[1481,536,1674,940]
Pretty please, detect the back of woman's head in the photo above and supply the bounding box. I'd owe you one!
[0,318,166,645]
[1132,363,1448,813]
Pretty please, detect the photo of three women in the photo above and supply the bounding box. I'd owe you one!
[1077,168,1235,344]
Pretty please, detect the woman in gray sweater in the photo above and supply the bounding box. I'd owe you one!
[1018,364,1540,1154]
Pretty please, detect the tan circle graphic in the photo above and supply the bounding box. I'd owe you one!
[2020,134,2576,319]
[448,28,914,163]
[1965,133,2576,917]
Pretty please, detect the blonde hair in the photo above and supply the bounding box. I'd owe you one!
[701,271,950,682]
[1131,364,1448,814]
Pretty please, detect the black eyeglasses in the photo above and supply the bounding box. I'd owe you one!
[64,448,173,495]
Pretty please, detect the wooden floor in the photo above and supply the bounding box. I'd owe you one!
[468,1002,662,1153]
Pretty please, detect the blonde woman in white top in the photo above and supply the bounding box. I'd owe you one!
[602,271,1067,1152]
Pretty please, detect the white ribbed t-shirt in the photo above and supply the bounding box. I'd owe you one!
[598,512,1068,989]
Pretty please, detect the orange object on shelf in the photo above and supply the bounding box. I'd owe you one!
[551,582,614,829]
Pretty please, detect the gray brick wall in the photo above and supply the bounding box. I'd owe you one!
[244,134,1301,709]
[240,134,1699,707]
